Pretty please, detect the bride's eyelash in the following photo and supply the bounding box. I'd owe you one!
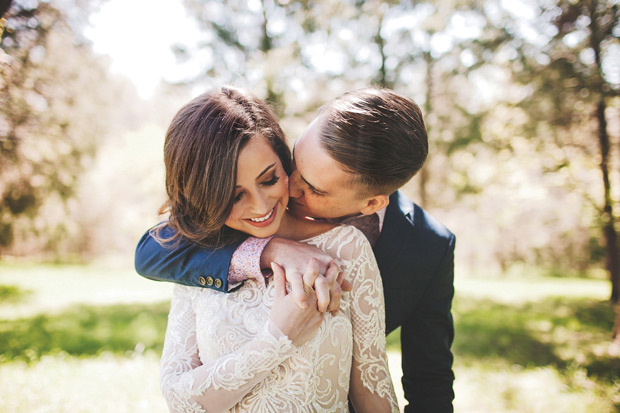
[233,175,280,204]
[262,175,280,186]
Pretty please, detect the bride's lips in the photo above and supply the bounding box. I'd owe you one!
[244,203,278,228]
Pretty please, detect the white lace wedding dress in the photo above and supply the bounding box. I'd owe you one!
[160,225,398,412]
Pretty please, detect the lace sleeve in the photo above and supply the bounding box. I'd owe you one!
[345,228,399,412]
[160,285,296,412]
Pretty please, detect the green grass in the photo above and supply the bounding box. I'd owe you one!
[0,284,31,303]
[387,277,620,412]
[0,263,619,412]
[0,301,169,363]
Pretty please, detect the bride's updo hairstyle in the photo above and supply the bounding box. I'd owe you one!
[155,86,291,247]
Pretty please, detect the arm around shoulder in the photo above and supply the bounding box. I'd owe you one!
[134,223,240,291]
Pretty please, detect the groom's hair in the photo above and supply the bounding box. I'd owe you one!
[317,88,428,197]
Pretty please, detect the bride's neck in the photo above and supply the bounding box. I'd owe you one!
[274,211,334,241]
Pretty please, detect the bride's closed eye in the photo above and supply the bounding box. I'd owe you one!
[233,175,281,204]
[262,175,280,187]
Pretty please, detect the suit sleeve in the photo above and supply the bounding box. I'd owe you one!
[402,234,455,413]
[134,224,242,292]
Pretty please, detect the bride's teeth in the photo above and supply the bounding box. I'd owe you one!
[249,208,274,222]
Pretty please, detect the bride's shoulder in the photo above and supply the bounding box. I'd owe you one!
[313,225,373,260]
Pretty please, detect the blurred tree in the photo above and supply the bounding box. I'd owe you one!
[0,0,119,259]
[475,0,620,335]
[174,0,613,285]
[502,0,619,299]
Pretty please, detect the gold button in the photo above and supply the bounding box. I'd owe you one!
[214,278,223,289]
[198,276,206,286]
[206,276,214,286]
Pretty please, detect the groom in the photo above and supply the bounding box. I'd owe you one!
[135,88,455,412]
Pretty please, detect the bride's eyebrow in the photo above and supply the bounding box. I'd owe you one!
[256,163,276,180]
[236,163,276,189]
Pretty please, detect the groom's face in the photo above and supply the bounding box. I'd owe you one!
[288,118,369,220]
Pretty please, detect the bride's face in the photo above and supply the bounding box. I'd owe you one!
[225,137,289,238]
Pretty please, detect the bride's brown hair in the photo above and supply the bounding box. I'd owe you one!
[154,86,291,247]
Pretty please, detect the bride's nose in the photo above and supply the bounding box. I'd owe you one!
[250,191,271,214]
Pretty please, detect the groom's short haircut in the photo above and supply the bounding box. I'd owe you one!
[317,88,428,197]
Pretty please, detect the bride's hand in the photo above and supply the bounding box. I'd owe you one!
[268,261,325,347]
[261,238,352,313]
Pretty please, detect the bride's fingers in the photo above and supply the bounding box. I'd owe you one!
[286,270,307,309]
[271,262,287,299]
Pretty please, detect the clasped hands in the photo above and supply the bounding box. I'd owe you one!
[261,237,352,314]
[263,238,352,347]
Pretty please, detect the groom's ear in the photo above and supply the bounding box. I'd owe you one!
[359,194,389,215]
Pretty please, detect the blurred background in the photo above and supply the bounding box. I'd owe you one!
[0,0,619,411]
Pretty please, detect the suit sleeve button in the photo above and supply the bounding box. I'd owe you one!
[214,278,223,289]
[206,276,214,286]
[198,276,206,286]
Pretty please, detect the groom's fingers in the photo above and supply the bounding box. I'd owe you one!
[302,258,320,290]
[329,272,345,316]
[314,276,330,313]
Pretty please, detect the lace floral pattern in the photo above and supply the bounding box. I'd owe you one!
[160,225,398,412]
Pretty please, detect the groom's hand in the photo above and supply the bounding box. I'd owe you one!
[261,237,352,314]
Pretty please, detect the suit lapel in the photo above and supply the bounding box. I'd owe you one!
[374,191,434,332]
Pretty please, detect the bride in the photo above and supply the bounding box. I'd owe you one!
[156,86,398,412]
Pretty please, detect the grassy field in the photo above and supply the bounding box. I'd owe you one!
[0,263,618,412]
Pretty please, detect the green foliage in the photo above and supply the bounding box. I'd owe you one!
[0,301,169,363]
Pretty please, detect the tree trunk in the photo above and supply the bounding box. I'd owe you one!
[613,302,620,342]
[589,1,620,303]
[418,51,434,208]
[596,100,620,302]
[374,13,393,89]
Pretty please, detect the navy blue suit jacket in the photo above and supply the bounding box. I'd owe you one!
[135,190,455,412]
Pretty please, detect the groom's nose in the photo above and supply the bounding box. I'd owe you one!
[288,171,303,199]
